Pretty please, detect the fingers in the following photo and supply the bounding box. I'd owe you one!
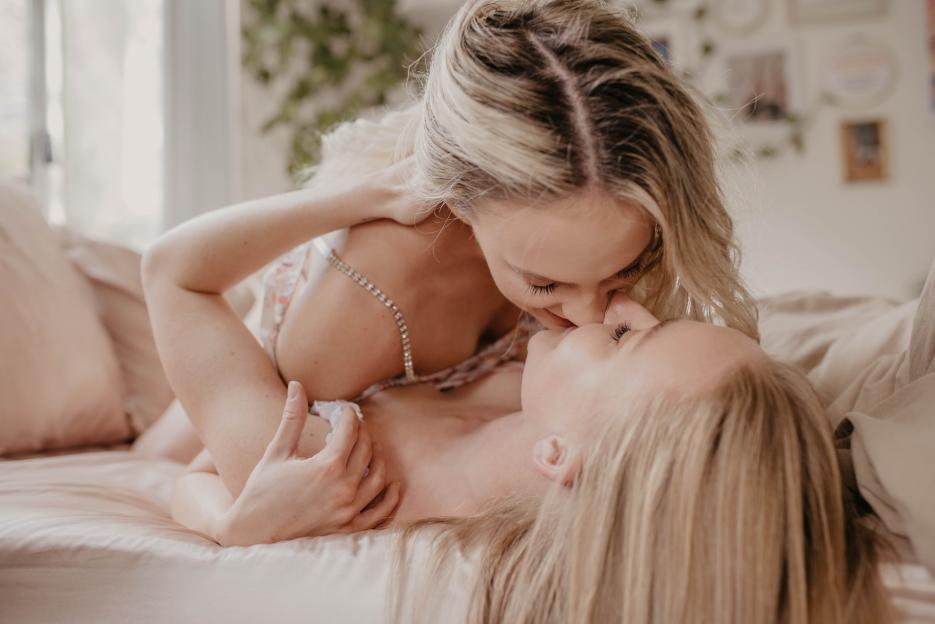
[342,482,401,533]
[321,407,360,467]
[345,422,373,483]
[351,443,387,509]
[264,381,309,461]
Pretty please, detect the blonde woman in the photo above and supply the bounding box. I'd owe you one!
[141,0,757,474]
[158,282,894,622]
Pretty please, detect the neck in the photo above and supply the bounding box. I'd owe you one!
[411,411,548,519]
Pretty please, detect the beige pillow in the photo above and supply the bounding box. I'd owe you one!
[0,181,129,454]
[54,228,175,436]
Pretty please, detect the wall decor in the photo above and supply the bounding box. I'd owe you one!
[725,48,794,124]
[823,37,896,107]
[789,0,886,25]
[840,119,889,182]
[640,15,695,74]
[713,0,769,35]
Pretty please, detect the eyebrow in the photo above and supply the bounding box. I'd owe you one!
[631,319,676,352]
[509,253,644,285]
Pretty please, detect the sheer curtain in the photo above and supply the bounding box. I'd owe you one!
[1,0,239,251]
[0,0,31,180]
[54,0,165,249]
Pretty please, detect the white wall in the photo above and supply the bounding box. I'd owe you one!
[239,0,935,299]
[689,0,935,300]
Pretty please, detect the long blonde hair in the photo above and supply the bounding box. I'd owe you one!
[301,0,759,339]
[393,359,893,623]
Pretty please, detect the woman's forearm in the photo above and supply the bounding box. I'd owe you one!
[171,471,236,544]
[144,183,386,295]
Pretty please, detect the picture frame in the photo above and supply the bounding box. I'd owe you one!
[789,0,886,25]
[720,39,804,126]
[840,119,889,182]
[637,14,697,77]
[714,0,770,35]
[823,36,897,108]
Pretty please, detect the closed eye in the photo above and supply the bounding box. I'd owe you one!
[526,283,557,296]
[610,322,632,342]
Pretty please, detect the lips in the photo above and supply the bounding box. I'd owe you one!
[541,307,575,329]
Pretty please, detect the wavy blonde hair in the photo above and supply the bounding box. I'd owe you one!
[301,0,759,339]
[392,358,893,624]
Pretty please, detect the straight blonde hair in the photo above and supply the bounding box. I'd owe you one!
[392,359,893,623]
[301,0,760,339]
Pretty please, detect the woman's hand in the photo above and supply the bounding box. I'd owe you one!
[365,156,439,226]
[216,381,401,546]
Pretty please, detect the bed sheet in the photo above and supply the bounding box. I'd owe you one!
[0,451,471,624]
[0,450,933,623]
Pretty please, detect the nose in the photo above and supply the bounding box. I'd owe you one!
[559,289,607,326]
[603,291,658,329]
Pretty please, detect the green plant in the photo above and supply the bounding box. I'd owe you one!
[241,0,426,176]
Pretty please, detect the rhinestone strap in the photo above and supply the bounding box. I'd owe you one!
[324,250,415,380]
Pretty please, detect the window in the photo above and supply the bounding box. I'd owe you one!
[2,0,165,250]
[0,0,30,180]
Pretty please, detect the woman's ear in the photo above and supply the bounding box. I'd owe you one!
[532,435,580,486]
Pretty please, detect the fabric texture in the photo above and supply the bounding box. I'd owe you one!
[0,449,931,623]
[0,180,128,454]
[53,227,175,435]
[759,259,935,576]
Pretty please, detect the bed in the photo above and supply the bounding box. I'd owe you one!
[2,179,935,622]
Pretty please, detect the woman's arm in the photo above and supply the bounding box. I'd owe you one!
[143,178,388,494]
[146,184,381,296]
[171,384,400,545]
[145,156,427,295]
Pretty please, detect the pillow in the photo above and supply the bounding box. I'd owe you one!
[0,180,128,454]
[54,228,175,436]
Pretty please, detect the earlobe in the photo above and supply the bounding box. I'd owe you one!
[533,435,580,486]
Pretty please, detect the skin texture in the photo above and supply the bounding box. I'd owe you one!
[523,297,764,475]
[201,294,764,544]
[469,188,656,329]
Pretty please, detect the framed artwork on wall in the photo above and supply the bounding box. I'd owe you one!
[823,37,896,108]
[638,15,696,76]
[724,47,797,124]
[789,0,886,25]
[840,119,889,182]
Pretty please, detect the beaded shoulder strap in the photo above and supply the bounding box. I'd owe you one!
[322,249,416,381]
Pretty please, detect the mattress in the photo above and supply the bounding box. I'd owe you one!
[0,450,472,624]
[0,450,932,623]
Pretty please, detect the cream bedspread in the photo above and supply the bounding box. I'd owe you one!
[0,451,473,623]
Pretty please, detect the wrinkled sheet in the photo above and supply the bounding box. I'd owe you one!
[0,451,471,623]
[760,256,935,580]
[0,449,933,623]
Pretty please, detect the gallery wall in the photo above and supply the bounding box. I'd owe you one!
[239,0,935,299]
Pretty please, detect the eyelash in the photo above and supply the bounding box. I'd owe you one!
[526,283,556,296]
[524,263,643,297]
[617,263,642,280]
[610,322,632,342]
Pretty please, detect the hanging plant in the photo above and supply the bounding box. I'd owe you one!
[241,0,426,176]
